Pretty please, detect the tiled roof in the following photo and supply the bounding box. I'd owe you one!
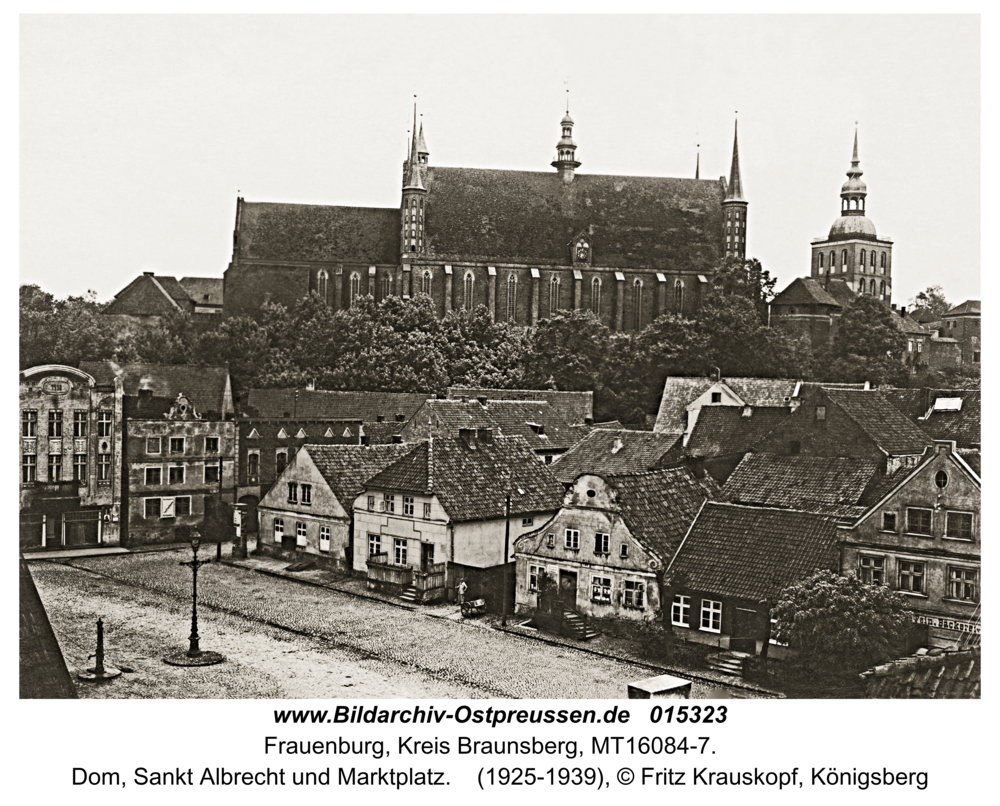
[943,300,980,318]
[550,429,682,484]
[447,387,593,423]
[365,436,565,522]
[824,278,858,307]
[795,381,869,397]
[879,388,931,420]
[237,202,401,264]
[919,390,981,448]
[860,647,981,699]
[724,378,799,407]
[892,310,930,336]
[958,449,980,478]
[361,421,406,445]
[245,389,431,422]
[668,503,840,602]
[653,377,716,435]
[80,361,232,415]
[607,468,722,563]
[305,443,413,506]
[103,274,190,316]
[421,167,725,269]
[685,406,791,458]
[772,277,841,308]
[179,277,224,306]
[857,463,916,508]
[824,389,933,455]
[723,453,881,516]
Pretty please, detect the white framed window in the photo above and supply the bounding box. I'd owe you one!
[273,518,284,543]
[168,466,184,484]
[160,497,176,519]
[906,507,932,536]
[671,594,691,626]
[48,453,62,482]
[564,529,580,550]
[620,544,628,559]
[898,561,925,594]
[624,580,645,609]
[368,533,381,556]
[169,437,185,454]
[144,498,161,518]
[319,525,331,551]
[22,454,36,483]
[858,555,885,586]
[97,454,111,481]
[591,576,612,602]
[700,599,722,632]
[48,410,63,437]
[423,502,431,519]
[945,511,974,540]
[296,521,307,547]
[301,484,312,505]
[403,496,415,516]
[97,411,112,437]
[144,467,162,485]
[384,493,395,513]
[528,565,543,592]
[947,567,979,602]
[146,437,161,454]
[73,411,88,437]
[22,410,37,437]
[594,532,610,554]
[205,436,219,453]
[394,538,407,565]
[287,482,298,503]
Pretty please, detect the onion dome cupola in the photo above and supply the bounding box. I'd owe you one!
[828,129,877,240]
[722,119,748,260]
[401,103,428,256]
[552,108,581,183]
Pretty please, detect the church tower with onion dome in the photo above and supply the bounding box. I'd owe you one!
[809,129,893,303]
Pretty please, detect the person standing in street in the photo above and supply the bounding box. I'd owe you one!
[457,579,468,605]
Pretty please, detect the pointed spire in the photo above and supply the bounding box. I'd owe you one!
[725,119,744,201]
[417,121,428,159]
[695,144,700,180]
[403,99,425,190]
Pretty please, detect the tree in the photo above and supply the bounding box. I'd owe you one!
[521,310,611,391]
[770,569,913,675]
[711,256,778,324]
[823,296,909,386]
[909,285,950,320]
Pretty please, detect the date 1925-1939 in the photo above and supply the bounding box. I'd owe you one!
[479,768,604,789]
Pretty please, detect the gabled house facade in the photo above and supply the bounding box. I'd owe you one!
[839,441,980,649]
[514,468,720,622]
[353,432,565,604]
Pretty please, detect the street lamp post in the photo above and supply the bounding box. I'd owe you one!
[163,531,225,666]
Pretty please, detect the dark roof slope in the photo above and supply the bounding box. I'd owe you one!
[305,443,413,505]
[80,361,231,414]
[724,453,880,517]
[237,202,401,264]
[422,167,725,269]
[943,300,980,317]
[607,468,722,563]
[103,274,190,316]
[860,647,981,699]
[668,503,840,602]
[245,389,431,422]
[365,436,565,521]
[551,429,681,483]
[772,277,841,308]
[179,277,224,306]
[653,377,716,435]
[879,388,931,420]
[824,278,858,307]
[824,389,933,455]
[447,387,593,423]
[919,390,981,448]
[685,406,791,458]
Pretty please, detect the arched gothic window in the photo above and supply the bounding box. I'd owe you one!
[871,251,876,269]
[818,252,824,269]
[880,252,887,269]
[421,270,432,296]
[860,250,866,269]
[632,279,643,330]
[879,281,886,299]
[858,278,865,294]
[350,273,361,306]
[841,249,848,267]
[506,274,518,322]
[674,279,684,311]
[549,275,560,317]
[591,277,602,315]
[870,279,877,296]
[381,273,393,300]
[317,269,328,302]
[463,272,475,310]
[850,199,857,210]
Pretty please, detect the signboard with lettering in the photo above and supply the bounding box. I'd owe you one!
[913,614,980,634]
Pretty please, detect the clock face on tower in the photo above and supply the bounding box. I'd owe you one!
[576,241,590,261]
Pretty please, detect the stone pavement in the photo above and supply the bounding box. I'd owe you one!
[27,548,775,699]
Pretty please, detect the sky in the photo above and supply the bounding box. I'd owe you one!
[20,14,982,308]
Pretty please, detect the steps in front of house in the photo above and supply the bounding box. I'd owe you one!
[399,586,418,603]
[707,651,750,677]
[562,609,599,641]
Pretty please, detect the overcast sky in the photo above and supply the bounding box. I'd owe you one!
[20,14,981,308]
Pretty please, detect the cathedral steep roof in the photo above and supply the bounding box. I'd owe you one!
[420,167,725,269]
[236,202,401,264]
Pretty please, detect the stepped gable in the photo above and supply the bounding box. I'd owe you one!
[823,389,933,455]
[236,202,401,264]
[245,389,431,422]
[365,436,565,522]
[550,429,681,484]
[421,167,725,269]
[723,453,880,518]
[305,443,413,505]
[668,503,840,602]
[605,467,722,562]
[80,361,231,414]
[860,647,980,699]
[684,406,792,458]
[447,386,593,423]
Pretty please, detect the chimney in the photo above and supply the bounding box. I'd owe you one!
[143,271,154,276]
[900,306,907,317]
[395,413,405,422]
[376,414,385,423]
[584,416,594,426]
[392,434,403,444]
